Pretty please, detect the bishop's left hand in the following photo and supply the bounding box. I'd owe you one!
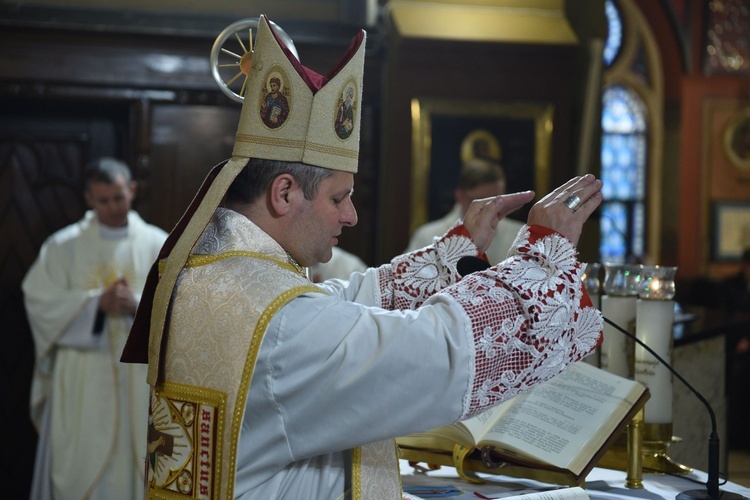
[462,191,536,255]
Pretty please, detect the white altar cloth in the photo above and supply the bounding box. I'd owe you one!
[400,459,750,499]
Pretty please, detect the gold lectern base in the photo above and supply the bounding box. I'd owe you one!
[598,435,692,476]
[642,439,693,476]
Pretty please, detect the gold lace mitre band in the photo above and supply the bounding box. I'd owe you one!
[232,14,366,173]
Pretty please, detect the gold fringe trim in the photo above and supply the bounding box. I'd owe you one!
[158,251,301,276]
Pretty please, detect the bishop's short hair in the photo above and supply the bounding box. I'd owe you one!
[226,158,335,205]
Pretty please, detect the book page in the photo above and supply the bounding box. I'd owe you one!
[461,399,516,444]
[479,363,644,474]
[488,486,589,499]
[399,400,515,450]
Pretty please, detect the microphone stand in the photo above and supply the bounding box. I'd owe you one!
[603,318,746,500]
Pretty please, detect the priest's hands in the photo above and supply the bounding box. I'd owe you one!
[462,190,536,255]
[99,278,138,317]
[527,174,603,245]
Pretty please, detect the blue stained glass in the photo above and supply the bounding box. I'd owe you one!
[600,202,627,263]
[601,87,646,133]
[603,0,623,67]
[600,85,647,263]
[601,133,646,199]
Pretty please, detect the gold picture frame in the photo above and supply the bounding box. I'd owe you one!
[410,98,554,233]
[712,201,750,261]
[723,107,750,170]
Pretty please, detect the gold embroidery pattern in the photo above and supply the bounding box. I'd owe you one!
[159,251,300,276]
[163,254,323,499]
[228,284,322,491]
[234,134,305,149]
[304,141,359,159]
[147,383,225,499]
[234,135,359,159]
[352,447,361,500]
[358,439,402,499]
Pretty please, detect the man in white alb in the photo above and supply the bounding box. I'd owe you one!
[23,157,167,499]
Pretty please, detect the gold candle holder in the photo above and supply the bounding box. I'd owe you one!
[640,422,692,475]
[626,407,644,488]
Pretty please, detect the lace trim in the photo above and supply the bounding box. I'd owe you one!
[373,222,602,420]
[443,226,602,418]
[389,224,477,310]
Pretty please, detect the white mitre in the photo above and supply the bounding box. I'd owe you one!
[233,14,366,173]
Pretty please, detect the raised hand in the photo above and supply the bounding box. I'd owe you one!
[527,174,603,245]
[462,190,536,254]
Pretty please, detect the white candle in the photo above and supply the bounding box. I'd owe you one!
[600,295,636,377]
[635,299,674,424]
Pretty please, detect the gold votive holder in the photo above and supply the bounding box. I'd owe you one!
[642,422,692,475]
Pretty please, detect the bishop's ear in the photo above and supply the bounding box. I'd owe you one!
[269,173,301,216]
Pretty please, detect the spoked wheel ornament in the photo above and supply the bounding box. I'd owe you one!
[210,18,299,103]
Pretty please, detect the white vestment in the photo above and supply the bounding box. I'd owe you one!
[22,210,167,500]
[166,209,601,499]
[405,204,525,265]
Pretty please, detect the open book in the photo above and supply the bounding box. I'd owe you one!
[397,362,649,485]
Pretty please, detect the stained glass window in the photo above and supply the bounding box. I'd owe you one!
[600,85,647,263]
[603,0,623,67]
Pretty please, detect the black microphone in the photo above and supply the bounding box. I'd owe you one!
[603,317,746,500]
[457,256,491,277]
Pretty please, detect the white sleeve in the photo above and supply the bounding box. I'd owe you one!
[56,295,105,349]
[22,239,99,368]
[255,292,471,460]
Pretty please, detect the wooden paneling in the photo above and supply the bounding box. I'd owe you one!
[148,104,239,231]
[680,77,750,278]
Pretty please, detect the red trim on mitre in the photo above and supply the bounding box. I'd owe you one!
[266,16,365,95]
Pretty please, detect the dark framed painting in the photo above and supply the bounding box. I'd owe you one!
[410,98,553,233]
[711,201,750,261]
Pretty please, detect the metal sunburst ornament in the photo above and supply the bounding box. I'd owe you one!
[210,18,299,103]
